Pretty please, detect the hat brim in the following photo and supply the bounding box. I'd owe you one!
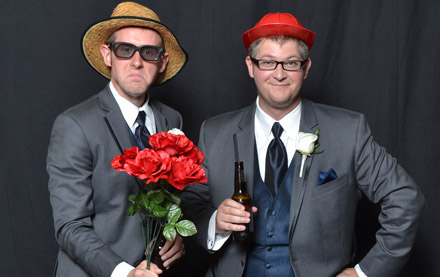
[82,16,187,86]
[242,23,316,50]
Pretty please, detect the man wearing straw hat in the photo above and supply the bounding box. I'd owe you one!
[47,2,187,276]
[181,12,424,276]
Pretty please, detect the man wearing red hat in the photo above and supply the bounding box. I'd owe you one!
[181,12,424,276]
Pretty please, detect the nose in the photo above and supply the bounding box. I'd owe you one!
[130,50,143,68]
[272,63,287,80]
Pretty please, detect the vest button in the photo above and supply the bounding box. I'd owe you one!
[271,210,277,216]
[267,246,272,251]
[267,232,273,237]
[265,264,271,269]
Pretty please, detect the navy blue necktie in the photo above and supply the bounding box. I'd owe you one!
[265,122,288,196]
[134,111,151,149]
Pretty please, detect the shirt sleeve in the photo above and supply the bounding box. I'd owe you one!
[355,264,368,277]
[207,210,232,251]
[111,262,135,277]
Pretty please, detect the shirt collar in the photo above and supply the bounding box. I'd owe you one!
[109,81,152,129]
[255,96,302,141]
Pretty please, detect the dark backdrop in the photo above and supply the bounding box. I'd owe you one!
[1,0,439,276]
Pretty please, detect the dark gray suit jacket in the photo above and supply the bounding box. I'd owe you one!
[47,85,182,276]
[181,98,424,277]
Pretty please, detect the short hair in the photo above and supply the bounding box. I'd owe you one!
[248,36,309,61]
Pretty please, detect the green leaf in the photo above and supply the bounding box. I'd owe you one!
[167,204,182,224]
[135,193,149,211]
[147,191,164,204]
[163,224,177,241]
[128,194,136,203]
[150,203,168,218]
[126,204,135,216]
[163,190,181,205]
[175,220,197,237]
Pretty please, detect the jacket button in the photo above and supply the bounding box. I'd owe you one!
[267,246,272,251]
[265,264,271,269]
[267,232,273,237]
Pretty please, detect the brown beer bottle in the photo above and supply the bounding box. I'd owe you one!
[231,161,253,242]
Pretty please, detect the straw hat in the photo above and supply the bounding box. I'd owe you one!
[82,1,187,85]
[242,12,315,51]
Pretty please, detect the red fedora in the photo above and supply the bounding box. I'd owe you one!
[242,12,315,50]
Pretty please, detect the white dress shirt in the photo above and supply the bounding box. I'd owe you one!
[109,81,157,276]
[109,81,156,135]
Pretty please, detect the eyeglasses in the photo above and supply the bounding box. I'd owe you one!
[250,57,308,71]
[110,42,164,61]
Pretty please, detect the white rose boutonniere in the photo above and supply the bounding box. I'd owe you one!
[168,128,185,135]
[296,129,323,178]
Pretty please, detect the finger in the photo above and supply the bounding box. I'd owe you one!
[158,238,172,255]
[136,260,147,269]
[148,263,163,275]
[218,203,251,219]
[221,198,247,210]
[217,208,251,224]
[161,235,183,258]
[162,243,185,268]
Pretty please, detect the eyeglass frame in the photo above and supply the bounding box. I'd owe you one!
[250,57,308,71]
[110,42,164,62]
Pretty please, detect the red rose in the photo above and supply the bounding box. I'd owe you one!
[131,149,171,183]
[149,132,204,165]
[183,148,204,165]
[167,156,207,190]
[111,147,139,171]
[149,132,196,157]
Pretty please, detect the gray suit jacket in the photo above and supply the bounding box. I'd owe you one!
[47,85,182,276]
[181,98,424,277]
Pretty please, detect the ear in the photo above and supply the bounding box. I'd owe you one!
[158,52,169,73]
[100,44,112,67]
[245,56,255,78]
[303,58,312,79]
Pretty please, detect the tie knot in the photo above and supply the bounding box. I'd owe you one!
[271,122,283,139]
[136,111,146,126]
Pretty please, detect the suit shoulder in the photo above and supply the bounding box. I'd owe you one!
[309,101,366,126]
[54,93,101,124]
[150,99,181,118]
[202,104,253,128]
[312,101,362,117]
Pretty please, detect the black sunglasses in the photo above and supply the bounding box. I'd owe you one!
[110,42,164,61]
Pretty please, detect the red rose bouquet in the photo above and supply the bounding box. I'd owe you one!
[111,128,206,269]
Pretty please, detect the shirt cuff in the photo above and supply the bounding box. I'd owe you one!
[111,262,135,277]
[355,264,368,277]
[207,210,232,251]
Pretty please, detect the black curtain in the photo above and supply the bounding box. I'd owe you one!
[1,0,438,276]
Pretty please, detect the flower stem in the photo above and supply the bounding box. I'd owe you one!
[300,155,307,178]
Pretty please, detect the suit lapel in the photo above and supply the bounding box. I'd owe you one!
[150,100,167,133]
[235,104,257,195]
[289,99,319,236]
[99,86,134,152]
[99,86,143,190]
